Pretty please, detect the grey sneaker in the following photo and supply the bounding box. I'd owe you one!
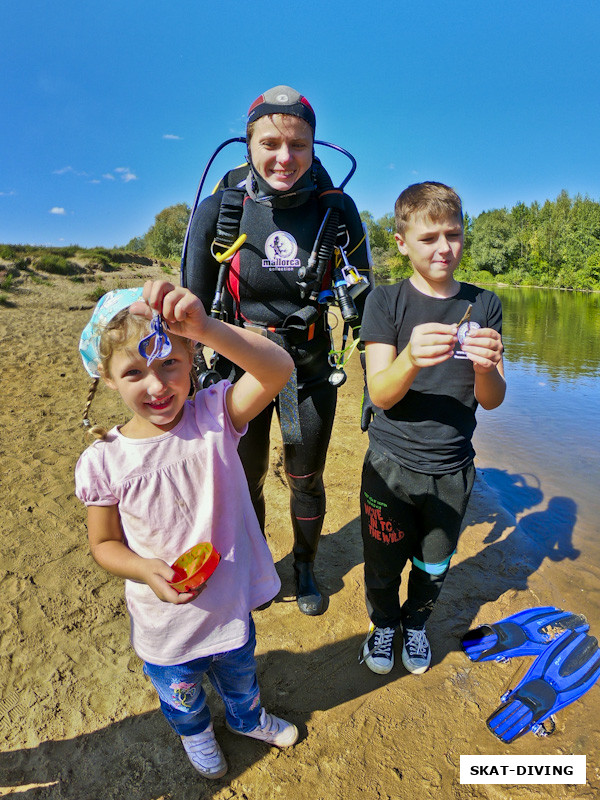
[359,624,395,674]
[227,708,298,747]
[401,626,431,674]
[181,722,228,779]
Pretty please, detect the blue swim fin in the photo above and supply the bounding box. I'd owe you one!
[486,629,600,743]
[462,606,589,662]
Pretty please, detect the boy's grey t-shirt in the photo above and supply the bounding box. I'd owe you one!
[360,279,502,475]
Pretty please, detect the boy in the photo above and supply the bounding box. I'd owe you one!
[358,182,505,675]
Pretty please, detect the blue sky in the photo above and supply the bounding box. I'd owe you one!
[2,0,599,248]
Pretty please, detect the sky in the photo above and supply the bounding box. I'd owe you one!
[2,0,600,249]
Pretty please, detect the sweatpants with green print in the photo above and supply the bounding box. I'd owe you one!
[360,447,476,630]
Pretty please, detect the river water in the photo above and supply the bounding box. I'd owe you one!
[471,286,600,611]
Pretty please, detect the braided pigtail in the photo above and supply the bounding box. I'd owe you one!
[82,377,108,440]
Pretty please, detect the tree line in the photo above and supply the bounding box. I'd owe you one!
[126,191,600,291]
[361,190,600,291]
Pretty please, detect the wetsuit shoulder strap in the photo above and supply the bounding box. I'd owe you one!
[212,165,249,249]
[214,187,246,249]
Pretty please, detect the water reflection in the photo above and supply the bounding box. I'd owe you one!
[472,285,600,564]
[494,286,600,382]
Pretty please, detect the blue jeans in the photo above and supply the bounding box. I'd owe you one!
[143,617,262,737]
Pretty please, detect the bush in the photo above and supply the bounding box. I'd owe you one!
[0,245,16,260]
[0,273,14,291]
[36,254,79,275]
[83,249,120,272]
[86,286,106,303]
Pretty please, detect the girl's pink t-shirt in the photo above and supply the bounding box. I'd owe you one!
[75,381,280,666]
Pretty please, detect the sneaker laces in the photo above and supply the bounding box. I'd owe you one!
[405,628,429,658]
[361,626,395,662]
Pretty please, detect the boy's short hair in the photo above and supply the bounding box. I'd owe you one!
[394,182,463,235]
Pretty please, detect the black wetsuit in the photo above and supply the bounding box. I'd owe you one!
[184,164,372,565]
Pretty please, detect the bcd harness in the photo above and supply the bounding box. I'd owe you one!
[181,142,371,442]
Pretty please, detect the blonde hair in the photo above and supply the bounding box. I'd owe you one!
[82,309,195,440]
[394,182,463,236]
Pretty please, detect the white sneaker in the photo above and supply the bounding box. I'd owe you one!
[401,626,431,674]
[227,708,298,747]
[181,722,228,779]
[359,624,395,674]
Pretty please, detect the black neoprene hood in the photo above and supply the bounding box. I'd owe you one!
[247,85,316,136]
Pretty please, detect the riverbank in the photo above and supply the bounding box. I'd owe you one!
[0,265,597,799]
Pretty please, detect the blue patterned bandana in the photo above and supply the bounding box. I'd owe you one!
[79,287,144,378]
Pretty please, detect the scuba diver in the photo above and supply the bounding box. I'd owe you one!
[182,85,373,616]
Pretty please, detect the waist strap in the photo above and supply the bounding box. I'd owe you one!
[241,314,325,343]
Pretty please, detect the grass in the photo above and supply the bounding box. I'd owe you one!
[86,286,107,303]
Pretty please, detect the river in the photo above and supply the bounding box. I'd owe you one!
[471,285,600,614]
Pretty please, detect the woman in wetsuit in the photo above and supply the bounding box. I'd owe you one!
[184,85,372,616]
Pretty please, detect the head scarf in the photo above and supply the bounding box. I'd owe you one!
[79,287,144,378]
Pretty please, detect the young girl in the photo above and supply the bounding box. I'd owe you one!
[75,281,297,780]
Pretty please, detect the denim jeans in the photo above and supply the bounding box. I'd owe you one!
[143,617,262,737]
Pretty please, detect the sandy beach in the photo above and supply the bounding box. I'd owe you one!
[0,261,597,799]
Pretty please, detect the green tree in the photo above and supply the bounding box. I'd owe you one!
[470,209,520,275]
[124,235,147,253]
[145,203,191,260]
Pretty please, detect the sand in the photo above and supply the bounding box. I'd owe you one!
[0,262,597,799]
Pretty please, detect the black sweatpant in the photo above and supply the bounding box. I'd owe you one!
[238,379,337,563]
[360,447,475,629]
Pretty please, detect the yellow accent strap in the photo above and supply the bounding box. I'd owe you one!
[214,233,247,263]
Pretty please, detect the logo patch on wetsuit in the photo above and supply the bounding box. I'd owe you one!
[262,231,301,271]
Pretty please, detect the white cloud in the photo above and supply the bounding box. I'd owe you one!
[49,207,66,215]
[103,173,115,180]
[163,134,182,140]
[388,163,396,170]
[114,167,138,182]
[53,166,88,177]
[89,179,101,184]
[0,190,16,197]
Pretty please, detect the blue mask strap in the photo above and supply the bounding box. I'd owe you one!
[138,311,172,364]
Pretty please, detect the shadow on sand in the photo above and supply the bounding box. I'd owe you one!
[0,471,580,799]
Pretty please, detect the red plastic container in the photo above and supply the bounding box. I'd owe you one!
[169,542,221,593]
